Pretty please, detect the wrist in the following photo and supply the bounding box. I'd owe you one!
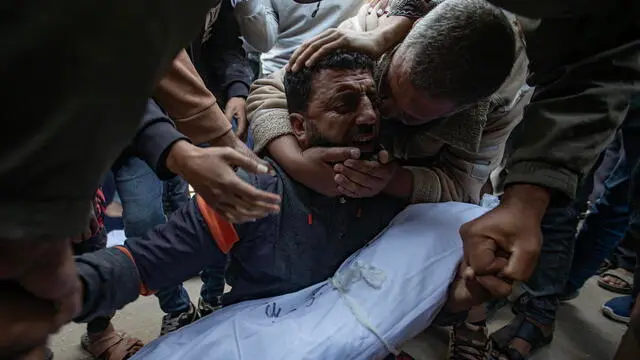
[501,184,551,221]
[166,140,199,176]
[383,167,413,200]
[375,16,412,56]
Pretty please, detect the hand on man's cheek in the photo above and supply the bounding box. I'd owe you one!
[333,151,397,198]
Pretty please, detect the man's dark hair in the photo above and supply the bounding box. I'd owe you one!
[401,0,516,105]
[284,51,375,114]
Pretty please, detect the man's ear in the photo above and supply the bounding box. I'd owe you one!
[290,113,307,143]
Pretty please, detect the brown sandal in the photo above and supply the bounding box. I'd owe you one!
[81,325,144,360]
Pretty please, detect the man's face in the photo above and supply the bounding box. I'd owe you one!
[301,69,379,154]
[384,46,457,126]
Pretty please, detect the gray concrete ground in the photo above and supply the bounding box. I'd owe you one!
[50,277,627,360]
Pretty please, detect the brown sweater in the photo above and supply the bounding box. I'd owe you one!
[154,49,232,144]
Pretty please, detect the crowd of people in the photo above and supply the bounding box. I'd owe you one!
[1,0,638,360]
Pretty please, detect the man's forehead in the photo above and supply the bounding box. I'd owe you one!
[311,69,374,90]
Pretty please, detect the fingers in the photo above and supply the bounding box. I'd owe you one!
[288,30,342,72]
[501,236,541,282]
[368,0,390,16]
[377,150,391,164]
[317,147,360,163]
[334,164,379,190]
[335,173,371,197]
[475,275,513,298]
[221,147,271,175]
[342,159,387,179]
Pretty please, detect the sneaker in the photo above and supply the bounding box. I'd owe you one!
[448,322,491,360]
[160,303,200,336]
[44,347,53,360]
[197,297,222,318]
[602,295,632,324]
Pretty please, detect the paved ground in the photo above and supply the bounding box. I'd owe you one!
[50,276,627,360]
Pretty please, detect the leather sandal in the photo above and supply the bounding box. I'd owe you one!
[80,324,144,360]
[490,313,553,360]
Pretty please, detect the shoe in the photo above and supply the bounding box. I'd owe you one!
[44,347,53,360]
[448,322,491,360]
[160,303,200,336]
[197,297,222,318]
[602,295,632,324]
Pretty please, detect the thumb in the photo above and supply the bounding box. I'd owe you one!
[319,147,360,163]
[378,150,392,164]
[222,148,270,174]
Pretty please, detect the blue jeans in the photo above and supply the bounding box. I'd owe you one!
[112,155,192,314]
[566,153,631,293]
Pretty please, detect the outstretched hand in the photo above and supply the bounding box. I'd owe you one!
[166,137,281,223]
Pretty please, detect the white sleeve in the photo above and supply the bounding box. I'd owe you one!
[233,0,279,53]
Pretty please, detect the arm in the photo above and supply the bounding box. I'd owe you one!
[233,0,279,53]
[132,99,189,180]
[153,49,232,145]
[390,99,524,204]
[246,68,291,153]
[74,169,275,323]
[74,197,234,322]
[203,1,253,102]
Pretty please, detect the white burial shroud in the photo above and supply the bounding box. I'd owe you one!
[132,202,488,360]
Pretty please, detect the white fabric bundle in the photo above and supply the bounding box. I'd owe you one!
[132,202,487,360]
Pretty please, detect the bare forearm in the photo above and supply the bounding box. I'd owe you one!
[372,16,413,56]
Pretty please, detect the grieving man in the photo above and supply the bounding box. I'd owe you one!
[72,52,485,342]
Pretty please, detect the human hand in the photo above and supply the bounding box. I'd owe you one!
[287,28,384,72]
[225,97,248,141]
[166,139,281,223]
[367,0,391,16]
[333,150,397,198]
[459,184,550,297]
[297,147,362,197]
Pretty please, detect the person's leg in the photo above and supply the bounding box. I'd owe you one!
[163,175,189,215]
[491,200,580,358]
[113,155,195,333]
[612,233,638,272]
[198,262,227,317]
[73,200,144,360]
[565,153,631,294]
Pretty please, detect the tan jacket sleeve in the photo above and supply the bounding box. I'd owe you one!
[406,33,532,204]
[246,68,291,153]
[153,49,232,145]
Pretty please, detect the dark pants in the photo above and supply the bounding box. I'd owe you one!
[566,150,633,293]
[522,98,640,325]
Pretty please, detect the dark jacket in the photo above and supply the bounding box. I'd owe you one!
[192,0,253,104]
[75,159,407,322]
